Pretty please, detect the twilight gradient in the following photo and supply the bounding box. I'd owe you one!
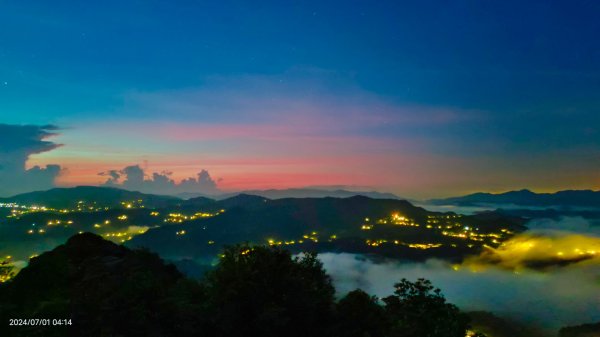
[1,1,599,197]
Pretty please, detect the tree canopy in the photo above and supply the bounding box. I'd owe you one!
[0,233,485,337]
[383,278,470,337]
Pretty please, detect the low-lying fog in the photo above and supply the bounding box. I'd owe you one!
[319,216,600,335]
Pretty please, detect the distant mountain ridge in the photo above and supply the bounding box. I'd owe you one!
[10,186,600,209]
[179,188,402,200]
[2,186,402,208]
[429,189,600,207]
[0,186,402,210]
[0,186,182,209]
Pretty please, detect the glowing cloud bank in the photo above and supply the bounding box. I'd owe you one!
[319,216,600,333]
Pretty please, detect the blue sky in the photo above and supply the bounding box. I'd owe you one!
[0,0,599,197]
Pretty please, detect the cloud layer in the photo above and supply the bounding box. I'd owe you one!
[0,124,63,197]
[100,164,220,195]
[319,217,600,333]
[320,253,600,334]
[465,231,600,271]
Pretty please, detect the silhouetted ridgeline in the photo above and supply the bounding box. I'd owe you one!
[429,189,600,207]
[0,186,402,208]
[559,322,600,337]
[466,311,548,337]
[0,186,182,209]
[1,233,484,337]
[213,188,403,200]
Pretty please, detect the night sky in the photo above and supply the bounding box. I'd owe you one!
[1,0,599,197]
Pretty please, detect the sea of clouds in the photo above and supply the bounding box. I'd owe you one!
[319,215,600,334]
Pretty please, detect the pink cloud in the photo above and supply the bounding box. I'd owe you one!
[32,73,497,197]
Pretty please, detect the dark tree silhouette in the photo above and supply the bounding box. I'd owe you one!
[383,278,470,337]
[204,244,336,337]
[335,289,388,337]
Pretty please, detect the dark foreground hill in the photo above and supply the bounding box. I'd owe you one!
[0,233,483,337]
[0,233,189,337]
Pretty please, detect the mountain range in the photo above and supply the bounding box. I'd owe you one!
[428,189,600,208]
[0,186,180,209]
[5,186,600,209]
[128,194,526,262]
[0,186,526,264]
[1,186,401,208]
[177,188,402,200]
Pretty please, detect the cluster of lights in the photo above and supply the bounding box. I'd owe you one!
[1,203,50,218]
[366,239,387,247]
[120,200,145,209]
[267,239,297,246]
[302,232,319,243]
[166,213,187,223]
[165,210,223,223]
[266,232,334,246]
[46,220,74,226]
[0,256,14,283]
[103,232,132,238]
[102,229,145,242]
[90,219,121,228]
[1,200,132,218]
[74,200,105,212]
[189,210,224,220]
[556,248,597,258]
[425,215,513,246]
[374,213,419,227]
[391,213,419,226]
[440,227,510,246]
[358,212,515,250]
[364,238,443,250]
[408,243,443,250]
[26,228,46,235]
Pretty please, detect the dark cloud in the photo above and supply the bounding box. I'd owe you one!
[98,169,121,185]
[0,124,63,197]
[100,165,219,195]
